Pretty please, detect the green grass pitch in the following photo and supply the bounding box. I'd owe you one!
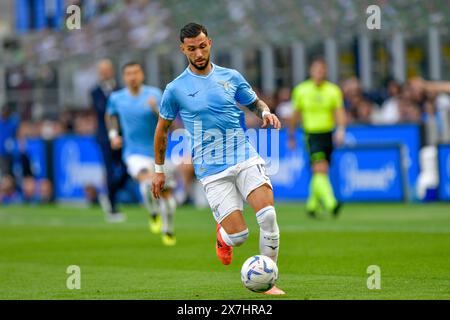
[0,203,449,299]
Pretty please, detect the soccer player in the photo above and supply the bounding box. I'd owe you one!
[91,59,128,223]
[289,57,346,218]
[106,62,177,246]
[152,23,284,295]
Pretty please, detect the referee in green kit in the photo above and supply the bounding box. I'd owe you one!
[289,57,346,218]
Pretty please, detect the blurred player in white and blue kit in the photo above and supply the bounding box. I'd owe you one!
[152,23,284,294]
[106,62,177,246]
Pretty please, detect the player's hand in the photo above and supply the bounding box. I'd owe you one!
[333,128,345,147]
[152,173,166,199]
[148,97,159,114]
[262,113,281,129]
[110,136,123,150]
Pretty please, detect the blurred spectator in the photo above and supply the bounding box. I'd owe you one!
[423,92,443,124]
[353,100,375,124]
[398,97,421,123]
[409,78,427,111]
[22,176,39,204]
[73,110,96,135]
[435,92,450,115]
[18,120,41,139]
[39,179,54,204]
[84,184,99,206]
[262,92,277,113]
[39,119,65,140]
[60,109,75,133]
[408,78,450,134]
[0,175,22,205]
[422,91,445,144]
[0,105,20,178]
[341,76,364,114]
[373,79,402,124]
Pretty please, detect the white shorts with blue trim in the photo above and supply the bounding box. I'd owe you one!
[200,156,273,223]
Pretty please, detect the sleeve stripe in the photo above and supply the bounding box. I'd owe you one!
[243,94,257,106]
[159,113,176,121]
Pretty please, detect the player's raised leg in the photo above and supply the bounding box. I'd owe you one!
[202,175,249,265]
[217,210,249,265]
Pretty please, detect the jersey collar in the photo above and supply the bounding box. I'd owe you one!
[186,63,215,79]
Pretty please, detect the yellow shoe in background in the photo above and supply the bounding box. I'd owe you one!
[162,233,176,246]
[149,215,162,234]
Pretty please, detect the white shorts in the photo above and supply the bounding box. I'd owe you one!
[125,154,177,189]
[200,156,272,223]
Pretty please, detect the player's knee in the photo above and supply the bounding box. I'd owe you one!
[228,228,249,247]
[256,206,279,234]
[248,184,274,210]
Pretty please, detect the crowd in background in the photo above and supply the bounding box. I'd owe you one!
[241,76,450,133]
[1,72,450,205]
[0,103,99,205]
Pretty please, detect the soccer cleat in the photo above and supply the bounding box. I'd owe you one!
[216,223,233,265]
[162,233,176,246]
[263,286,286,295]
[149,214,162,234]
[332,202,342,218]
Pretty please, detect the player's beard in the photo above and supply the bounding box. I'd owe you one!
[190,56,210,71]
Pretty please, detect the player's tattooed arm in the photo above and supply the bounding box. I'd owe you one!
[105,113,119,133]
[246,98,282,129]
[154,117,173,165]
[246,98,270,119]
[152,117,172,198]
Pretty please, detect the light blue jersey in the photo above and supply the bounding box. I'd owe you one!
[160,63,259,179]
[107,85,161,160]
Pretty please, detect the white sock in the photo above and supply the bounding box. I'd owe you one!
[160,196,176,235]
[139,181,158,216]
[219,227,249,247]
[219,227,233,246]
[256,206,280,263]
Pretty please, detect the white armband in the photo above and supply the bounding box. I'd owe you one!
[262,111,271,119]
[108,129,119,140]
[154,164,165,174]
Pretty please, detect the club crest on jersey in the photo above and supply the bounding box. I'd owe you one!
[218,81,231,91]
